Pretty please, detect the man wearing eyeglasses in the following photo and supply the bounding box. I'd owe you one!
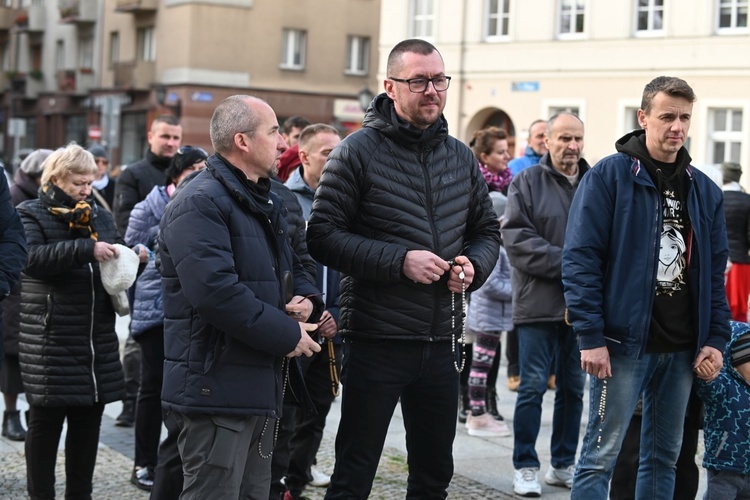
[307,39,500,499]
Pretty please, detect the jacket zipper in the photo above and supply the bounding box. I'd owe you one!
[420,149,441,340]
[88,263,99,403]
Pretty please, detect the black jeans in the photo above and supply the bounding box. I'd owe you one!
[26,403,105,500]
[134,326,165,469]
[325,339,458,500]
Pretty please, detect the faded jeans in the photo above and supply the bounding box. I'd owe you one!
[571,349,694,500]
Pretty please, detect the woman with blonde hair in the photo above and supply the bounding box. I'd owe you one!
[17,143,144,499]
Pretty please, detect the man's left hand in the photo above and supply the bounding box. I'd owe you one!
[694,346,723,382]
[447,256,474,293]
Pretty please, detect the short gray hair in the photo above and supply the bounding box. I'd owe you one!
[210,95,264,154]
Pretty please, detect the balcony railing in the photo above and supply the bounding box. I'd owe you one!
[115,0,158,14]
[113,61,155,90]
[0,7,24,32]
[59,0,97,24]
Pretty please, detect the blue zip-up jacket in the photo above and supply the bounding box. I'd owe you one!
[696,321,750,475]
[124,185,169,337]
[563,130,731,359]
[508,146,542,176]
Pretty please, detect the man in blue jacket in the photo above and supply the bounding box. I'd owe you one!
[508,119,547,176]
[159,95,322,499]
[563,76,731,499]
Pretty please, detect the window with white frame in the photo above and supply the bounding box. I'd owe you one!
[486,0,510,40]
[78,36,93,69]
[558,0,585,37]
[718,0,748,30]
[138,27,156,62]
[410,0,435,40]
[708,108,744,164]
[345,35,369,75]
[624,106,640,133]
[110,32,119,66]
[55,40,65,70]
[280,29,306,70]
[1,44,9,72]
[635,0,664,33]
[549,104,581,117]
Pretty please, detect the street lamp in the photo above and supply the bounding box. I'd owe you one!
[357,84,374,112]
[155,85,182,118]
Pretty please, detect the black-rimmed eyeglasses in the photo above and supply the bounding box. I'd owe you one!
[177,146,209,157]
[389,76,451,93]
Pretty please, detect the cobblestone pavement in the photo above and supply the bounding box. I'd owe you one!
[0,411,513,500]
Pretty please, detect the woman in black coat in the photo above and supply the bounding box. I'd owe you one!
[17,144,129,500]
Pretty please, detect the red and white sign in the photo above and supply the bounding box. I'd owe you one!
[88,125,102,140]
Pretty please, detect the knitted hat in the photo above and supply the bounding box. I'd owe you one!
[99,244,140,294]
[722,162,743,184]
[87,144,108,160]
[19,149,53,178]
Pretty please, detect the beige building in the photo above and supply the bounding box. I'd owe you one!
[380,0,750,181]
[0,0,380,166]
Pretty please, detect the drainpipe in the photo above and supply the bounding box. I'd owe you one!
[456,0,468,142]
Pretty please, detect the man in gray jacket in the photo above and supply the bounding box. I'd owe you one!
[501,112,589,497]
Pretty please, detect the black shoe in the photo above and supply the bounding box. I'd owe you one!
[2,410,26,441]
[115,401,135,427]
[486,387,504,421]
[131,467,154,491]
[458,385,470,424]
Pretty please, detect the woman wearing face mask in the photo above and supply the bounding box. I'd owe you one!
[16,143,146,499]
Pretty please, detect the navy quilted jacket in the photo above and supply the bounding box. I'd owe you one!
[159,155,320,417]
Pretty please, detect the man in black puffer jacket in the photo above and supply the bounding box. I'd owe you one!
[113,114,182,428]
[159,95,323,499]
[306,39,500,500]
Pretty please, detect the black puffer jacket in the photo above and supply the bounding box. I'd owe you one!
[723,189,750,264]
[306,94,501,341]
[113,151,171,235]
[17,198,125,407]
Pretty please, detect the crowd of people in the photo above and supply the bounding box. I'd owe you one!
[0,38,746,500]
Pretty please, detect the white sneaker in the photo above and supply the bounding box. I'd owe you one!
[544,464,575,488]
[465,413,511,437]
[513,467,541,497]
[307,465,331,487]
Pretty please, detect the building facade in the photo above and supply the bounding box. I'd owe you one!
[381,0,750,183]
[0,0,380,167]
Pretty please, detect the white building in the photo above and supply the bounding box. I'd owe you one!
[379,0,750,183]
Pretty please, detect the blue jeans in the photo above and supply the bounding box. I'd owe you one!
[325,338,459,500]
[571,349,694,500]
[513,322,585,470]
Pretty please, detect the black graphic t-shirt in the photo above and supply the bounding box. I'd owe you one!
[646,159,695,353]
